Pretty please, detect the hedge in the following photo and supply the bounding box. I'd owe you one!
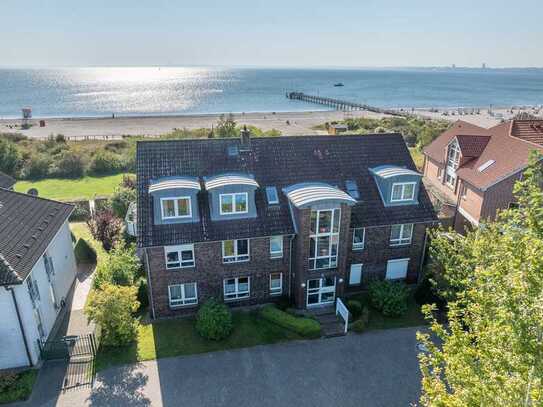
[260,305,321,338]
[74,238,97,264]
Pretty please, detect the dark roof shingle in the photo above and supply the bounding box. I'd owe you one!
[0,171,16,189]
[0,189,73,285]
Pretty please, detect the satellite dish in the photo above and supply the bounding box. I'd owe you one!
[27,188,39,196]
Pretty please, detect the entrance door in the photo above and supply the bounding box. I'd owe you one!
[307,277,336,306]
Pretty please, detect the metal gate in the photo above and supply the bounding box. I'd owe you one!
[40,334,97,390]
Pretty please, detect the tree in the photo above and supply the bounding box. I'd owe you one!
[110,186,136,218]
[87,209,123,251]
[50,150,86,178]
[0,139,21,176]
[93,244,141,290]
[85,283,139,346]
[418,152,543,406]
[216,113,237,138]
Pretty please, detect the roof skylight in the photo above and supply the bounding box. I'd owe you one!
[345,180,360,200]
[265,186,279,205]
[477,160,495,172]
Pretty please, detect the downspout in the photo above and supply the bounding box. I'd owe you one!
[288,235,295,300]
[418,227,431,284]
[144,248,156,320]
[6,286,33,367]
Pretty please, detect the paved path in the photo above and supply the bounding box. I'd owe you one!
[22,326,424,407]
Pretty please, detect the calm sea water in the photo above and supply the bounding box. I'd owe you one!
[1,67,542,118]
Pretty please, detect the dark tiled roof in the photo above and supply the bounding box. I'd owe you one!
[137,134,437,247]
[511,119,543,146]
[0,171,16,189]
[456,135,490,158]
[0,189,73,285]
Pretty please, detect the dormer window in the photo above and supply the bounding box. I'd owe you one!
[266,186,279,205]
[220,193,248,215]
[391,182,416,202]
[161,197,191,219]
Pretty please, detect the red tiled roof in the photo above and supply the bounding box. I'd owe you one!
[510,119,543,146]
[424,120,543,191]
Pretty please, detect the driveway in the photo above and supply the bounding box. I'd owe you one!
[24,326,424,407]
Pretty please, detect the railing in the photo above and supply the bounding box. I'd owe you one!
[335,298,349,334]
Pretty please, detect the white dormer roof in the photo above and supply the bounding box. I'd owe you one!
[284,183,356,208]
[204,174,259,190]
[149,177,201,193]
[370,165,421,179]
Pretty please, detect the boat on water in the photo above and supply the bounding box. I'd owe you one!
[334,83,344,87]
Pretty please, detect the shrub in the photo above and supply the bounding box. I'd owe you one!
[137,278,149,310]
[110,186,136,218]
[22,153,51,179]
[260,305,321,338]
[92,244,141,289]
[0,370,37,404]
[0,139,21,176]
[90,150,124,174]
[74,238,97,264]
[275,296,291,311]
[85,283,140,346]
[50,150,86,178]
[69,204,90,222]
[87,209,123,251]
[195,298,233,340]
[0,372,17,392]
[368,280,409,317]
[120,174,137,190]
[351,319,366,333]
[414,277,446,308]
[346,299,363,319]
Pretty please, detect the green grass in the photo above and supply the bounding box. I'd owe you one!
[348,290,427,331]
[14,173,133,201]
[409,147,425,171]
[0,370,38,404]
[95,311,301,371]
[70,222,106,259]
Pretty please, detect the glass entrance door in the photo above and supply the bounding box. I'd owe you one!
[306,277,336,306]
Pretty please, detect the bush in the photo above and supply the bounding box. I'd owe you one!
[195,298,233,340]
[346,299,363,319]
[90,150,124,174]
[85,283,140,346]
[0,370,37,404]
[275,296,291,311]
[22,153,51,179]
[0,139,21,176]
[414,277,446,308]
[137,278,149,310]
[120,174,137,190]
[260,305,321,338]
[50,150,86,178]
[92,244,141,289]
[87,209,123,251]
[69,204,90,222]
[74,238,97,264]
[351,319,366,333]
[110,186,136,218]
[368,280,409,317]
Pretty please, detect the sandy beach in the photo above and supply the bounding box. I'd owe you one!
[1,106,541,140]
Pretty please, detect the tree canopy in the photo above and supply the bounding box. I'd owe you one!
[418,152,543,406]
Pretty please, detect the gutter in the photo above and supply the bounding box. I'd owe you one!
[5,286,33,367]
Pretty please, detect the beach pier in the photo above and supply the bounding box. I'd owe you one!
[286,91,412,117]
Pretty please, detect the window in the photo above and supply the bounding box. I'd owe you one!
[224,277,250,300]
[352,228,365,250]
[308,208,340,270]
[220,193,248,215]
[270,273,282,296]
[270,236,283,258]
[345,180,360,199]
[265,186,279,205]
[222,239,250,263]
[386,258,409,280]
[445,140,460,187]
[349,264,363,285]
[460,183,468,199]
[391,182,416,202]
[165,245,195,269]
[390,224,414,246]
[27,278,40,306]
[168,283,198,307]
[161,197,191,219]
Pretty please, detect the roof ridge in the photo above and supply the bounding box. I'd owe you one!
[0,187,74,209]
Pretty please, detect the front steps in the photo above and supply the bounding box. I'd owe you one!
[309,307,346,338]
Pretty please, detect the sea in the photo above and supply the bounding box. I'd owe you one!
[1,67,542,119]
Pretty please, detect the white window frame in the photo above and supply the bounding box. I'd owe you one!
[445,140,460,188]
[160,196,192,220]
[168,283,198,307]
[219,192,249,215]
[222,239,250,263]
[390,223,414,246]
[308,208,341,270]
[164,244,195,269]
[386,258,410,280]
[269,236,283,258]
[223,277,250,300]
[269,273,283,296]
[352,228,365,251]
[390,182,416,202]
[265,186,279,205]
[349,263,363,285]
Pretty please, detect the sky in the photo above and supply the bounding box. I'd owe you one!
[1,0,542,68]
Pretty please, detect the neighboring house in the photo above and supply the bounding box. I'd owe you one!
[0,189,77,369]
[423,119,543,230]
[137,130,437,318]
[0,171,16,190]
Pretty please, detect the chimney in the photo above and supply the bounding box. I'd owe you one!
[240,125,251,150]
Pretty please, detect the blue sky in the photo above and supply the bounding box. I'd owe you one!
[1,0,541,67]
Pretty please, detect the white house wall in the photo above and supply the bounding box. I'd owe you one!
[0,289,29,368]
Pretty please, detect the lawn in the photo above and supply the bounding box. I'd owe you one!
[347,290,427,331]
[409,147,425,171]
[95,310,301,372]
[0,369,38,404]
[15,173,133,201]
